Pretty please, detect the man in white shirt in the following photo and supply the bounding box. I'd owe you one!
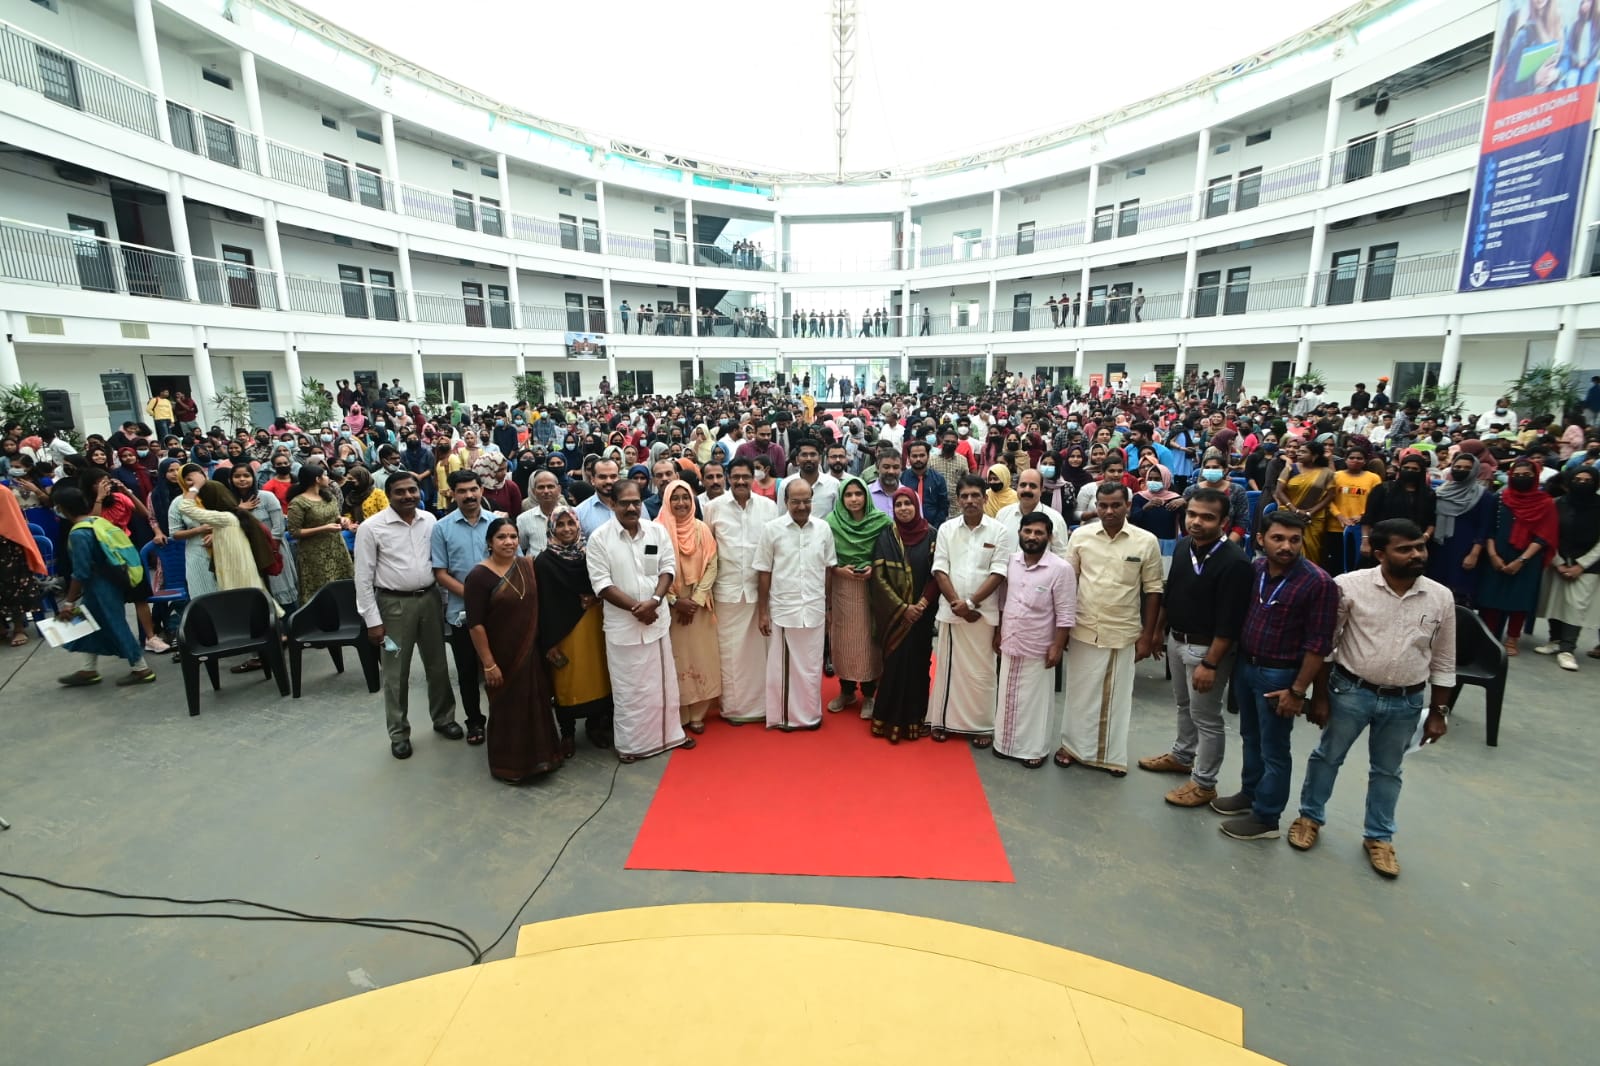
[780,439,839,519]
[706,457,779,723]
[1073,455,1127,527]
[755,478,837,730]
[697,460,726,512]
[995,468,1070,558]
[353,471,459,760]
[929,473,1016,744]
[586,479,693,762]
[516,469,563,554]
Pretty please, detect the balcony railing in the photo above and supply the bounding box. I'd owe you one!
[1312,249,1460,305]
[413,290,513,328]
[0,21,160,138]
[0,217,185,300]
[1329,98,1486,186]
[284,273,407,321]
[195,256,279,310]
[167,104,260,175]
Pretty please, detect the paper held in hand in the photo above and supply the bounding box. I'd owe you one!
[36,605,101,648]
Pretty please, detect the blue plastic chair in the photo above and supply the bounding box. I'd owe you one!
[1242,490,1263,556]
[30,533,57,619]
[141,540,190,606]
[1341,523,1364,574]
[27,522,46,538]
[342,529,357,554]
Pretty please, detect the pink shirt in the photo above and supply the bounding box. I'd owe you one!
[998,550,1078,659]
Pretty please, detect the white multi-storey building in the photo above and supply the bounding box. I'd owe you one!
[2,0,1599,433]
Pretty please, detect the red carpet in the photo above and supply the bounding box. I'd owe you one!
[626,679,1014,882]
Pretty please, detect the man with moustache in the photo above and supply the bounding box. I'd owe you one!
[992,511,1077,767]
[783,438,838,518]
[755,478,837,730]
[577,457,620,536]
[995,467,1069,558]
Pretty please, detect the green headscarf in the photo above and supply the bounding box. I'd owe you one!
[826,475,891,567]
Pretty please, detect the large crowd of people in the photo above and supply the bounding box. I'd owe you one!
[4,368,1599,880]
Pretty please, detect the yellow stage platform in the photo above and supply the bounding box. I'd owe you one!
[155,903,1282,1064]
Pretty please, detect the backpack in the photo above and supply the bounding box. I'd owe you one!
[72,517,144,588]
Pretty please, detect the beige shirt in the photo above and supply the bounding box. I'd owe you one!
[707,492,781,604]
[932,514,1016,624]
[1065,521,1164,648]
[353,507,439,627]
[1327,568,1457,688]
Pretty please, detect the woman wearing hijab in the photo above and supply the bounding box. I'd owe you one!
[1478,457,1559,654]
[464,517,562,782]
[689,424,715,466]
[473,452,523,515]
[112,446,153,503]
[534,507,613,755]
[0,482,45,646]
[1130,462,1182,554]
[1535,465,1600,669]
[1428,450,1497,604]
[983,464,1019,517]
[1049,446,1092,519]
[656,480,721,733]
[825,476,892,717]
[868,487,938,743]
[339,465,388,526]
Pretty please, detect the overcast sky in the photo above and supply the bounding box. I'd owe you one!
[300,0,1356,174]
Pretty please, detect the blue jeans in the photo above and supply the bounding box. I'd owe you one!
[1234,661,1298,828]
[1298,671,1422,841]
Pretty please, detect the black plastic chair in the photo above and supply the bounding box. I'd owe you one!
[176,589,289,716]
[1448,605,1508,746]
[285,580,379,698]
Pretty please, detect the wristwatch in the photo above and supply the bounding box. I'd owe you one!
[1199,660,1219,671]
[1429,704,1450,716]
[1288,688,1307,700]
[652,594,665,606]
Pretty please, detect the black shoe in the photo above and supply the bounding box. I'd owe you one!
[391,739,413,760]
[466,723,486,745]
[1209,791,1253,815]
[823,659,835,677]
[434,722,465,741]
[1219,816,1279,841]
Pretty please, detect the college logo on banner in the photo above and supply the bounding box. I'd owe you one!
[1460,0,1600,292]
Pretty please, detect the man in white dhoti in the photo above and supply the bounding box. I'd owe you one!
[929,474,1015,746]
[993,511,1077,766]
[586,479,694,762]
[755,478,836,730]
[707,457,779,723]
[1056,481,1164,776]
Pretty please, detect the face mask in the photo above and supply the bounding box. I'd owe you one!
[1448,467,1473,482]
[1201,468,1225,483]
[924,434,937,446]
[331,467,346,478]
[1146,480,1164,494]
[998,419,1008,427]
[957,427,970,437]
[754,470,767,481]
[987,482,1002,492]
[1572,480,1598,498]
[1495,408,1507,415]
[320,434,333,443]
[274,467,290,477]
[1400,469,1423,484]
[1039,465,1056,479]
[136,449,149,458]
[1510,475,1536,491]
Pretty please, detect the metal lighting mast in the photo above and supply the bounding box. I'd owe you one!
[830,0,858,183]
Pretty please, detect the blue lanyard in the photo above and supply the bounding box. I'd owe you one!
[1258,568,1291,607]
[1189,539,1219,574]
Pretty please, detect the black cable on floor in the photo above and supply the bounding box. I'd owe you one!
[0,756,623,967]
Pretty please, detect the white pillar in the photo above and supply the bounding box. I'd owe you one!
[684,198,695,265]
[1294,333,1311,378]
[506,255,522,329]
[190,326,217,425]
[899,351,909,385]
[901,207,912,271]
[1180,240,1198,319]
[1439,315,1462,388]
[0,311,20,390]
[166,173,200,302]
[602,273,615,334]
[262,203,290,310]
[397,234,418,322]
[1303,208,1327,308]
[1073,342,1085,384]
[1318,85,1342,188]
[496,153,512,215]
[989,189,1001,257]
[692,347,701,384]
[987,275,998,331]
[605,349,617,394]
[282,331,302,412]
[1077,265,1091,325]
[1174,336,1187,384]
[984,345,995,385]
[1554,305,1580,367]
[239,50,269,178]
[1191,128,1211,222]
[411,345,426,399]
[132,0,171,143]
[1083,164,1100,242]
[381,113,401,204]
[773,212,784,272]
[688,280,698,335]
[595,180,609,255]
[515,347,527,379]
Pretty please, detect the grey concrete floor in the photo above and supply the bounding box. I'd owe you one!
[0,632,1595,1066]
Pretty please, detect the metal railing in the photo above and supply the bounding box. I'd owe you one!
[284,273,407,320]
[509,212,564,249]
[1255,156,1323,207]
[1312,249,1460,305]
[780,250,901,272]
[194,256,279,310]
[167,104,260,174]
[0,217,185,300]
[411,290,513,328]
[0,21,160,138]
[1330,97,1484,186]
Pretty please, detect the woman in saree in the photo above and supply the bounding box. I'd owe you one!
[533,507,614,755]
[465,517,562,782]
[1272,438,1336,566]
[868,487,939,743]
[656,479,720,732]
[825,476,891,717]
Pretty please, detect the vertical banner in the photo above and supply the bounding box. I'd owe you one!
[1462,0,1600,291]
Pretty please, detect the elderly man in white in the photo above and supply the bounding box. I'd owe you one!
[755,478,837,731]
[586,479,695,762]
[706,456,779,723]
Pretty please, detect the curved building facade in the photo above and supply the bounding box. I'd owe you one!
[1,0,1597,429]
